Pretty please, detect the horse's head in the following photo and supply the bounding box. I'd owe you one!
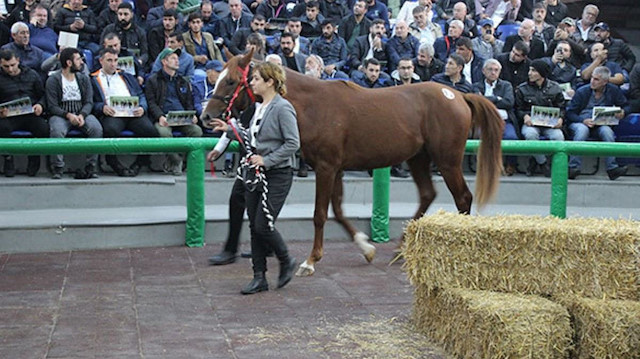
[201,48,255,125]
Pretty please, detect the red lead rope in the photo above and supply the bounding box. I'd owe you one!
[224,64,256,149]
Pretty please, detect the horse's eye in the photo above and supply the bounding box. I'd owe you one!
[226,79,236,86]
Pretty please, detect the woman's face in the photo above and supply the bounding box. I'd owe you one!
[250,72,273,97]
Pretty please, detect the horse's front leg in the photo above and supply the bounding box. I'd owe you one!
[331,170,375,262]
[296,165,336,277]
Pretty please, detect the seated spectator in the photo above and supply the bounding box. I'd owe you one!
[304,53,349,80]
[218,0,252,50]
[503,19,545,60]
[268,17,311,55]
[311,20,348,73]
[323,0,349,24]
[41,46,91,77]
[433,19,463,60]
[91,47,158,177]
[1,22,46,74]
[256,0,289,22]
[192,60,224,116]
[54,0,100,54]
[5,0,38,28]
[391,57,421,85]
[28,5,58,59]
[300,1,325,38]
[531,2,554,51]
[476,0,520,28]
[593,22,636,74]
[351,57,392,88]
[455,36,484,84]
[0,49,48,177]
[101,2,148,67]
[473,58,519,175]
[573,4,598,48]
[543,41,576,94]
[629,63,640,113]
[199,1,220,36]
[434,0,459,22]
[278,32,306,73]
[147,0,184,31]
[145,48,202,176]
[397,0,434,25]
[229,14,266,56]
[148,9,179,66]
[97,0,120,30]
[387,21,419,72]
[413,42,444,81]
[545,17,585,68]
[364,0,390,32]
[472,19,504,61]
[431,53,472,93]
[566,66,629,180]
[100,33,145,85]
[580,43,625,87]
[46,47,103,180]
[182,12,223,72]
[514,59,565,177]
[265,53,283,66]
[445,2,479,38]
[497,40,531,92]
[409,4,442,47]
[543,0,567,27]
[337,0,371,51]
[151,32,195,78]
[349,19,389,73]
[245,32,267,61]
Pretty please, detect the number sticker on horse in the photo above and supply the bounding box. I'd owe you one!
[442,88,456,100]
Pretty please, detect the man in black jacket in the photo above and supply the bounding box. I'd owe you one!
[337,0,370,50]
[100,2,148,67]
[503,19,545,60]
[348,19,389,73]
[145,48,202,176]
[218,0,252,50]
[147,9,178,65]
[54,0,100,54]
[0,49,49,177]
[498,40,531,92]
[593,22,636,74]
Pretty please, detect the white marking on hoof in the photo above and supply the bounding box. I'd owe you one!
[354,232,376,263]
[295,260,315,277]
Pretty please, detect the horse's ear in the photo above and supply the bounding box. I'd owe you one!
[223,46,233,64]
[239,47,254,68]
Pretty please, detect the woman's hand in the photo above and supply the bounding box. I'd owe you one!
[206,149,220,162]
[210,118,228,132]
[250,155,264,167]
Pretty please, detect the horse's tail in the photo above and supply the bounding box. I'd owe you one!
[463,93,504,208]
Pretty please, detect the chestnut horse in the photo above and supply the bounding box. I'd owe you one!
[203,51,503,276]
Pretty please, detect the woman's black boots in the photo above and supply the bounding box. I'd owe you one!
[241,272,268,295]
[278,257,297,289]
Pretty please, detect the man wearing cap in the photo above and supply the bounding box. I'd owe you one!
[543,0,567,27]
[472,18,504,61]
[580,42,625,87]
[566,66,629,181]
[192,60,223,117]
[150,32,195,78]
[515,58,565,177]
[593,22,636,74]
[546,17,585,68]
[145,48,202,176]
[91,47,158,177]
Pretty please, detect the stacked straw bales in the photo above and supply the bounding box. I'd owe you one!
[404,211,640,359]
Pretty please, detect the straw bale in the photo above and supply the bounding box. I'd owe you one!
[413,285,572,359]
[555,295,640,359]
[403,211,640,300]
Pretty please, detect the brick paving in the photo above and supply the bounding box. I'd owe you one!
[0,240,447,359]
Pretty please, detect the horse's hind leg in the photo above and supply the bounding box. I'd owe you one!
[438,161,473,214]
[296,164,336,277]
[407,151,438,220]
[331,170,375,263]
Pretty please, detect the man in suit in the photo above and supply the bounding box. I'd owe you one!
[278,32,306,73]
[473,58,519,175]
[348,19,389,72]
[503,19,545,60]
[218,0,252,49]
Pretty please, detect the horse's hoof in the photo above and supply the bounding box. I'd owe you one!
[354,232,376,263]
[295,260,315,277]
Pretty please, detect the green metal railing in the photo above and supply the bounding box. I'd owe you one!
[2,138,640,246]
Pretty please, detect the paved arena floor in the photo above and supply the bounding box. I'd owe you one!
[0,240,448,359]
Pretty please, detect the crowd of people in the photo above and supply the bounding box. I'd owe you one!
[0,0,639,181]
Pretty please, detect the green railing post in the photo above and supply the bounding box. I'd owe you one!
[371,167,390,243]
[185,148,206,247]
[550,151,569,218]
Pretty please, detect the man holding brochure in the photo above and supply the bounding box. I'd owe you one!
[91,47,158,177]
[566,66,629,181]
[145,47,201,176]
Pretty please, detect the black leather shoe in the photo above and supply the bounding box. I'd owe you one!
[526,157,537,177]
[390,166,410,178]
[3,156,15,177]
[241,273,268,295]
[607,166,627,181]
[26,156,40,177]
[297,166,308,177]
[568,168,580,180]
[277,257,296,289]
[208,251,237,265]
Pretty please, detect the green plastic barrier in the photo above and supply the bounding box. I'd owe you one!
[371,167,390,243]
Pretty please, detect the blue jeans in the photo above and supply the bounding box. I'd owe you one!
[503,122,518,165]
[521,125,564,164]
[568,123,618,170]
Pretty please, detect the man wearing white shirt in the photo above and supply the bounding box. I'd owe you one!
[397,0,434,26]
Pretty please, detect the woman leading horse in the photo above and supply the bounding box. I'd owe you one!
[203,49,504,277]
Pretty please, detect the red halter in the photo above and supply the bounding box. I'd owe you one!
[223,64,256,120]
